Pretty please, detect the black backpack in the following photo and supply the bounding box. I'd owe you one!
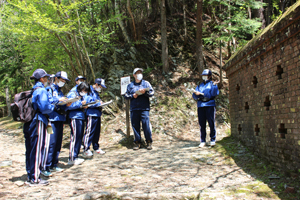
[11,87,40,123]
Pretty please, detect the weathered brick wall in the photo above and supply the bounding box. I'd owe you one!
[224,4,300,172]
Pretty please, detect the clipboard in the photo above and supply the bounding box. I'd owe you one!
[57,96,80,105]
[86,100,100,107]
[135,87,150,96]
[98,100,114,107]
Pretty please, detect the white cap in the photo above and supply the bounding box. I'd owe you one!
[133,68,143,74]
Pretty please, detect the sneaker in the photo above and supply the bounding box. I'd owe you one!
[50,167,64,173]
[198,142,206,148]
[146,142,153,150]
[81,145,84,149]
[28,179,49,187]
[40,170,52,177]
[24,178,31,185]
[83,150,93,157]
[95,149,106,154]
[210,141,216,146]
[68,158,84,165]
[133,142,140,150]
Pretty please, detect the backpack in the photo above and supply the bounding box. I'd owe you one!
[11,87,40,123]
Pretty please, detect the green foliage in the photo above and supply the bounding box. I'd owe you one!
[203,0,263,52]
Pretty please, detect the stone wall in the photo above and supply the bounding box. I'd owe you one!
[224,2,300,172]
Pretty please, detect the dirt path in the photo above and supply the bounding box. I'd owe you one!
[0,121,285,200]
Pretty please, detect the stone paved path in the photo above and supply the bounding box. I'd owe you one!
[0,123,280,200]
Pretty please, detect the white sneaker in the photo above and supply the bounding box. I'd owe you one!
[95,149,106,154]
[68,158,84,165]
[210,141,216,146]
[83,150,93,157]
[198,142,206,148]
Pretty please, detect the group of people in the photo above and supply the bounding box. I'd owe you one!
[23,67,219,187]
[24,69,107,186]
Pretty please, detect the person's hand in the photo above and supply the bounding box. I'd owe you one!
[100,101,103,104]
[213,79,220,85]
[194,91,203,96]
[133,93,138,98]
[82,100,86,105]
[66,102,72,107]
[139,89,146,94]
[59,97,67,101]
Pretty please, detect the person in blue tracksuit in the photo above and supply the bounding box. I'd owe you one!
[192,69,219,148]
[23,69,55,186]
[83,78,107,157]
[124,68,155,150]
[40,71,72,177]
[66,82,90,165]
[70,75,86,93]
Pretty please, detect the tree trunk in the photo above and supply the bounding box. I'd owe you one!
[76,10,95,81]
[127,0,137,41]
[219,41,223,90]
[5,86,11,117]
[183,0,187,42]
[253,0,265,29]
[115,0,131,44]
[145,0,150,18]
[161,0,169,73]
[150,0,157,21]
[265,0,272,26]
[196,0,204,74]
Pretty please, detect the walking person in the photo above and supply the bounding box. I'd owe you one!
[83,78,107,157]
[24,69,55,186]
[66,82,90,165]
[40,71,72,176]
[124,68,155,150]
[192,69,219,148]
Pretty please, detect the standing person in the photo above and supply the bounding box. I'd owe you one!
[124,68,155,150]
[70,75,86,92]
[41,71,72,177]
[192,69,219,148]
[83,78,107,157]
[66,82,90,165]
[24,69,55,186]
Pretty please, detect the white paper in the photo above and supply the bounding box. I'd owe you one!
[135,87,150,96]
[120,76,131,95]
[57,97,80,105]
[86,100,100,107]
[98,100,114,107]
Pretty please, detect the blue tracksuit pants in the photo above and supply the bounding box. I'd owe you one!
[23,120,47,182]
[44,121,64,170]
[197,106,216,143]
[69,118,84,161]
[84,116,101,151]
[130,110,152,143]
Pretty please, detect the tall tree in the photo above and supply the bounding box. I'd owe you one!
[196,0,204,73]
[5,86,11,117]
[161,0,169,73]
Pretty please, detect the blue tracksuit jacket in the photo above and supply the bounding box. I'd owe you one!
[86,86,102,117]
[124,80,154,111]
[32,82,55,124]
[66,89,86,120]
[47,84,67,122]
[192,80,219,107]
